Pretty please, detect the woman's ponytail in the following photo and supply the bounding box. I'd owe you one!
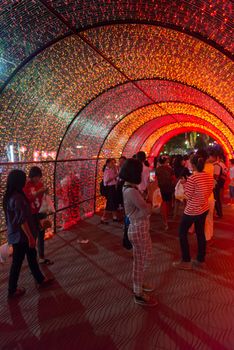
[191,155,205,172]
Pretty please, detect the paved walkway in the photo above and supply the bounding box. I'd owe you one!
[1,207,234,350]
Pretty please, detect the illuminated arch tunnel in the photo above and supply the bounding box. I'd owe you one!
[0,1,233,233]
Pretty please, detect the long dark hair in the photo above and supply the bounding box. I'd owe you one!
[191,155,205,172]
[119,158,143,184]
[102,158,112,172]
[3,169,27,217]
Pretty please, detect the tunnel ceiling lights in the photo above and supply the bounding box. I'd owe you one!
[100,102,234,160]
[122,115,233,159]
[0,24,233,162]
[147,124,231,158]
[0,0,233,90]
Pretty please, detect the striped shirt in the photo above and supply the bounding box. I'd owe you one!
[184,171,213,215]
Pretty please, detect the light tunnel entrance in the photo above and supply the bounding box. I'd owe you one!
[0,23,233,239]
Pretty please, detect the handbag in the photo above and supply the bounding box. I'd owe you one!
[100,180,107,197]
[175,180,185,202]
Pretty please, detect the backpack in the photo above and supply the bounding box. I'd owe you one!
[216,163,227,188]
[100,180,107,197]
[123,216,132,250]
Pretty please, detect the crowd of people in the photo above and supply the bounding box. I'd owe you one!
[101,149,233,306]
[3,149,234,306]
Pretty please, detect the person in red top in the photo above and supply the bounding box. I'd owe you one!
[173,155,213,270]
[24,166,53,265]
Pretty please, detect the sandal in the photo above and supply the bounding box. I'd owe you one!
[39,258,54,265]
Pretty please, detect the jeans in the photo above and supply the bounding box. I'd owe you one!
[179,211,208,263]
[214,184,223,217]
[8,243,44,294]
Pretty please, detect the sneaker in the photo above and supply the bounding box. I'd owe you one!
[164,224,169,231]
[172,260,192,270]
[134,293,158,307]
[8,287,26,299]
[192,260,206,269]
[142,284,155,292]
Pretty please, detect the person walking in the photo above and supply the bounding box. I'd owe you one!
[120,158,157,307]
[173,155,213,270]
[3,170,53,298]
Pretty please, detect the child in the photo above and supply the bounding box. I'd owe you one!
[24,166,53,265]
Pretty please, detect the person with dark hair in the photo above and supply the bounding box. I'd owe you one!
[173,155,190,180]
[173,155,191,218]
[208,151,224,218]
[101,158,118,223]
[136,151,150,198]
[120,159,157,307]
[173,155,213,270]
[155,155,175,230]
[3,170,53,298]
[116,156,127,210]
[24,166,53,265]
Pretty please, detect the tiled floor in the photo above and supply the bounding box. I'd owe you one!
[1,207,234,350]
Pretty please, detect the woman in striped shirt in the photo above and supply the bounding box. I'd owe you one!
[173,155,213,270]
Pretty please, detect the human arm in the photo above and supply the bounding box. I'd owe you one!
[184,176,195,199]
[31,186,48,198]
[213,164,221,181]
[13,195,36,248]
[21,222,36,248]
[132,188,151,214]
[24,182,48,202]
